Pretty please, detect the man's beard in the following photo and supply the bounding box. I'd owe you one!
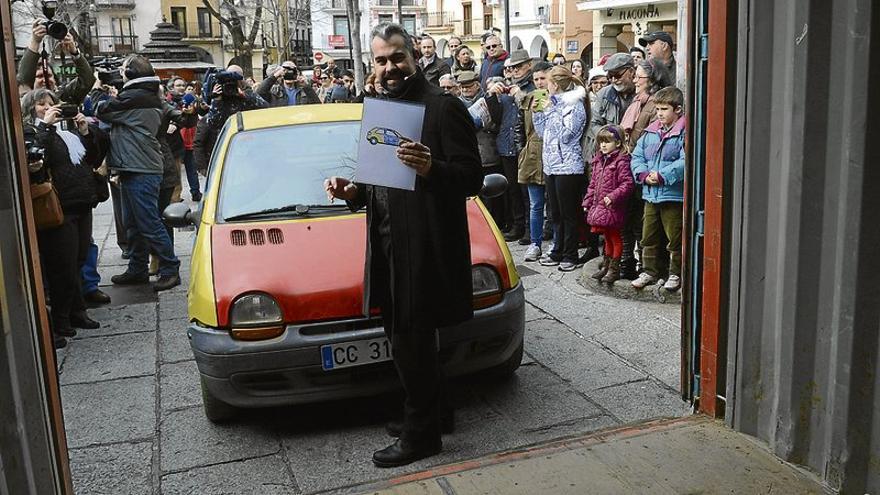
[379,68,412,96]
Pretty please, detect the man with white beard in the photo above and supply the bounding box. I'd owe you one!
[584,53,635,162]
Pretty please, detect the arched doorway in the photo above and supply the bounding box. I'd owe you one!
[580,42,593,68]
[510,36,524,52]
[437,38,448,58]
[529,36,548,61]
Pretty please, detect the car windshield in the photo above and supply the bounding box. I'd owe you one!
[217,121,360,221]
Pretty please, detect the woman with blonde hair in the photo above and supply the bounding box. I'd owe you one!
[532,66,590,272]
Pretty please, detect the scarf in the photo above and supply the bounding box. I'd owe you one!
[620,91,650,133]
[37,118,86,166]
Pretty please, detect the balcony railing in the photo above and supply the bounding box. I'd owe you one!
[93,0,136,9]
[88,35,139,56]
[375,0,422,7]
[426,12,453,27]
[175,22,220,39]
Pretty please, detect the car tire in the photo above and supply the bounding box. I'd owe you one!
[368,137,378,145]
[485,339,524,379]
[200,376,239,423]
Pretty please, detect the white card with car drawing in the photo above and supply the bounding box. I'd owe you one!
[356,97,425,191]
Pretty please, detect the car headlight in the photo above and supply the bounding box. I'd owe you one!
[472,265,501,297]
[229,293,283,327]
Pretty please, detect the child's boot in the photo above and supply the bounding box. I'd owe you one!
[602,258,621,284]
[591,256,610,280]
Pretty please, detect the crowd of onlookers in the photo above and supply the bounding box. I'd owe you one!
[17,14,684,348]
[421,30,685,293]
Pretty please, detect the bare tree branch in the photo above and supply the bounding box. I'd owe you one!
[247,0,263,46]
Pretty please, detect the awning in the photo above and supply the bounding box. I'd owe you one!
[150,61,218,70]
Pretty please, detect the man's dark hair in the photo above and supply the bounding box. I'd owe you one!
[122,54,155,79]
[421,36,436,47]
[341,69,354,79]
[552,54,566,62]
[532,61,553,73]
[653,85,684,108]
[371,23,414,54]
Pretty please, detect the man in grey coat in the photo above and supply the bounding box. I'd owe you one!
[94,55,181,291]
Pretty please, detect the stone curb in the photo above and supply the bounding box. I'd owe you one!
[578,257,682,305]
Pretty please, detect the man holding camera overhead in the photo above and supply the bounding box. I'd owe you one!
[17,20,95,104]
[257,61,320,106]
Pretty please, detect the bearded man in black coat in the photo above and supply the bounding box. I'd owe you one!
[325,22,483,468]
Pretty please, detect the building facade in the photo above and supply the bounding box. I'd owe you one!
[310,0,427,71]
[576,0,681,62]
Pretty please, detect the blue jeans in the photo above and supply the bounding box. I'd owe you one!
[119,173,180,277]
[81,238,100,294]
[527,184,546,246]
[182,150,200,196]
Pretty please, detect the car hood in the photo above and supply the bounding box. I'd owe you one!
[210,201,509,327]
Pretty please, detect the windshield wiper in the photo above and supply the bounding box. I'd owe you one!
[224,203,348,222]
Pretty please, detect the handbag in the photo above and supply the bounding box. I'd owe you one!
[30,177,64,230]
[93,170,110,204]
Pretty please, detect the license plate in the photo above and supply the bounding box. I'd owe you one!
[321,337,392,371]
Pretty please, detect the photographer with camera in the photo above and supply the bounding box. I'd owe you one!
[22,88,109,349]
[257,61,320,107]
[18,20,95,105]
[193,66,266,175]
[92,54,181,292]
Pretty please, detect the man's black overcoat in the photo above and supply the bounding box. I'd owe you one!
[350,71,483,332]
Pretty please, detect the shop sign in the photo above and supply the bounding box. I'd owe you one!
[328,35,346,48]
[566,40,578,53]
[617,4,661,21]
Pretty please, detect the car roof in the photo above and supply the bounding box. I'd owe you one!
[238,103,363,131]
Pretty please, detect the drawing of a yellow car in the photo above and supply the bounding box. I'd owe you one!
[366,127,409,146]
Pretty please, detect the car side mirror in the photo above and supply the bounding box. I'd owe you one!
[481,173,508,199]
[163,202,194,228]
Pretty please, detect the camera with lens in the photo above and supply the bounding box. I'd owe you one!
[93,57,124,89]
[24,139,45,164]
[282,67,299,81]
[40,20,68,40]
[213,70,243,98]
[58,103,78,120]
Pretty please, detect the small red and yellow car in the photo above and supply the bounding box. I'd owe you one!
[166,104,525,422]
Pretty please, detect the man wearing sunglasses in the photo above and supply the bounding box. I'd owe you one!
[585,53,636,161]
[479,35,509,89]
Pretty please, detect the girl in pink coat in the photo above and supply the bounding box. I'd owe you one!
[582,125,635,283]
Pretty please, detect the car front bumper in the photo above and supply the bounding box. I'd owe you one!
[188,283,525,408]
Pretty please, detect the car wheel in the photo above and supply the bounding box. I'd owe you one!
[368,137,378,145]
[485,339,524,379]
[200,376,238,423]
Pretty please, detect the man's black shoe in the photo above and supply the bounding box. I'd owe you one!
[121,250,131,260]
[55,327,76,337]
[153,274,181,292]
[111,271,149,285]
[372,437,442,468]
[503,229,524,242]
[192,191,203,202]
[54,334,67,349]
[385,412,455,438]
[85,289,111,305]
[517,235,531,246]
[70,312,100,329]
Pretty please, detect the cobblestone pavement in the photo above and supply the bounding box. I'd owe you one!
[61,198,687,495]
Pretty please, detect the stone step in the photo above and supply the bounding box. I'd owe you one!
[578,257,682,305]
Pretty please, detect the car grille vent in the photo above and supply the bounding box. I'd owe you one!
[267,228,284,245]
[230,230,247,246]
[249,229,265,245]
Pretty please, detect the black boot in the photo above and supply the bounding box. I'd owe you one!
[53,334,67,349]
[578,247,600,265]
[70,311,100,329]
[111,271,149,285]
[372,436,442,468]
[619,257,638,280]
